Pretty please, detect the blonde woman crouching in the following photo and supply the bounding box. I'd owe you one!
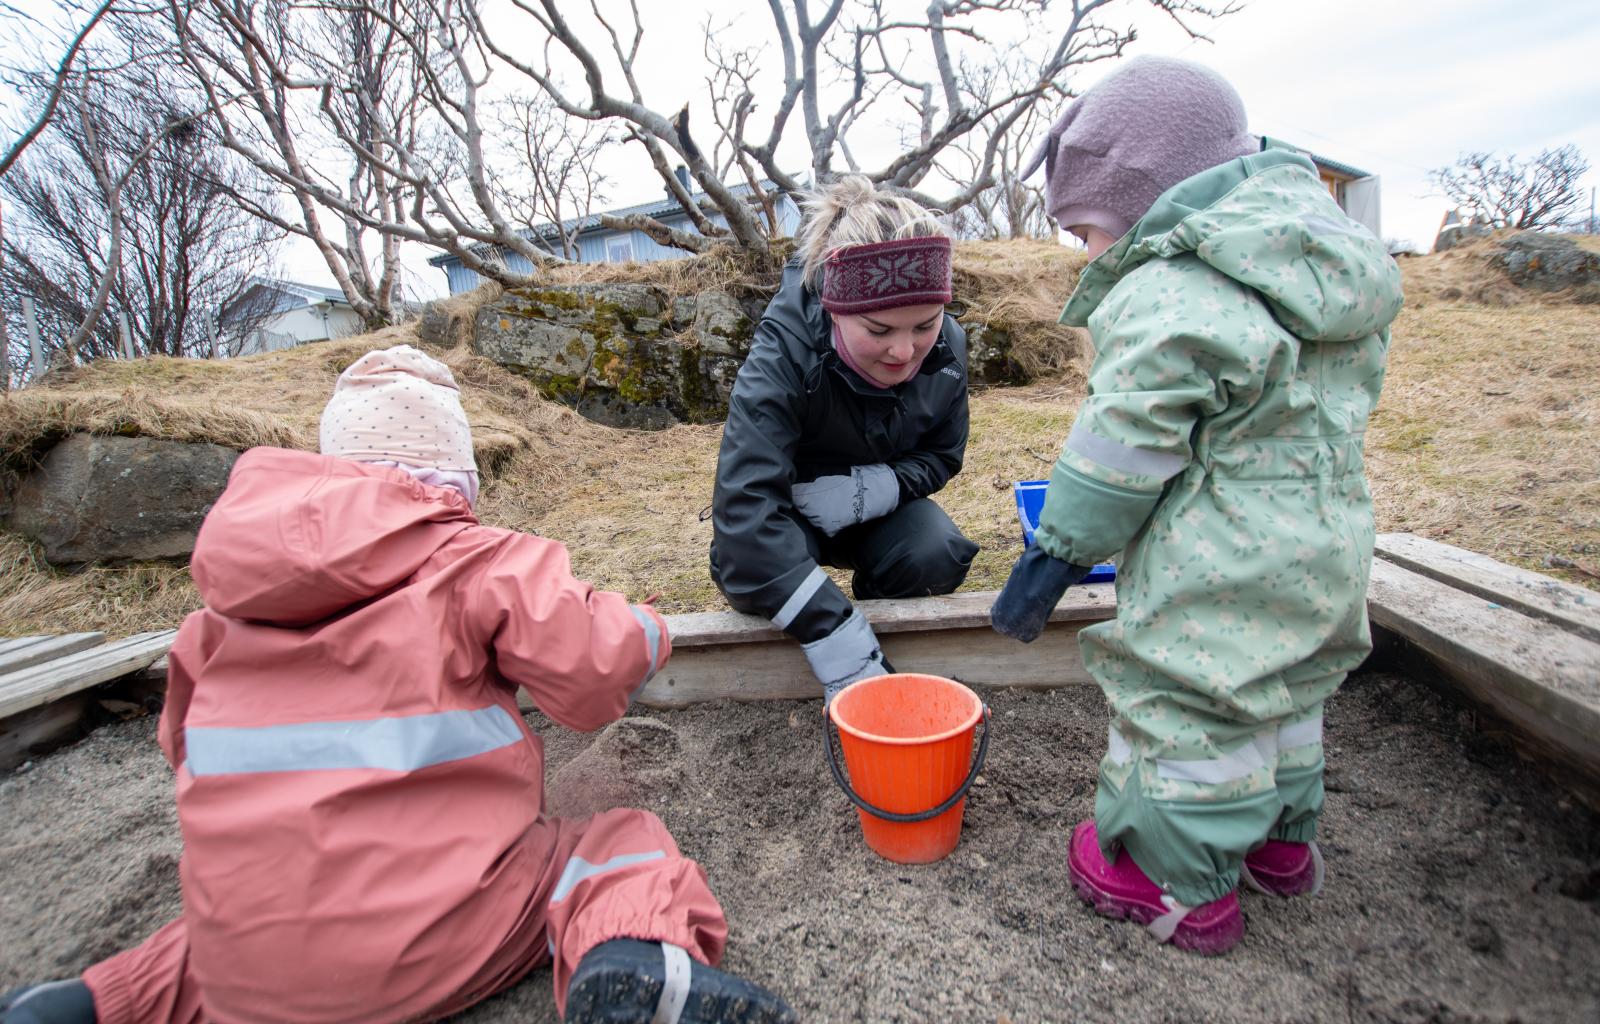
[710,175,977,703]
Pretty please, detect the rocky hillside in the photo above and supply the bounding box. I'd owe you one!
[1,232,1595,637]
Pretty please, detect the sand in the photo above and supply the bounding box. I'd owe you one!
[3,668,1598,1024]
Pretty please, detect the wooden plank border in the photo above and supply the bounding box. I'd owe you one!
[0,633,107,675]
[1365,558,1600,802]
[1375,533,1600,644]
[0,630,178,720]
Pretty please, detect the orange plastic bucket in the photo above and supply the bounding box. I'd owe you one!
[825,673,990,864]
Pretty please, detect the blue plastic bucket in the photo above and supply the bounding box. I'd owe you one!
[1012,480,1117,584]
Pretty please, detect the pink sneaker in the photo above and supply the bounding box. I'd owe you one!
[1240,839,1325,898]
[1067,820,1244,955]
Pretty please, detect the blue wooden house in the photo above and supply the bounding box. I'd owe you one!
[429,175,802,295]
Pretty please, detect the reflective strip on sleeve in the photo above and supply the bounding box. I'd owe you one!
[630,605,664,694]
[653,943,692,1024]
[1278,713,1323,750]
[185,705,524,777]
[1066,419,1186,481]
[1106,724,1133,766]
[771,565,828,630]
[549,849,667,905]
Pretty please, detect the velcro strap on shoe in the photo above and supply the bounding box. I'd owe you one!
[1147,894,1194,944]
[1237,860,1270,896]
[1308,841,1326,897]
[653,943,692,1024]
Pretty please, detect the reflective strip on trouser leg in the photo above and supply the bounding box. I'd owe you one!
[550,850,668,905]
[1271,708,1327,842]
[772,566,828,630]
[1105,712,1323,786]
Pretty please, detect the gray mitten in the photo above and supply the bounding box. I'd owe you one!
[791,464,899,536]
[801,608,894,704]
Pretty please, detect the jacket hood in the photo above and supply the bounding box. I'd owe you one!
[1062,150,1404,342]
[190,447,476,626]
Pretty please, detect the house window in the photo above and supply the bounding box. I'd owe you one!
[607,238,635,263]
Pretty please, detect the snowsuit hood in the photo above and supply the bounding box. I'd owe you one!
[190,447,475,627]
[1063,150,1403,343]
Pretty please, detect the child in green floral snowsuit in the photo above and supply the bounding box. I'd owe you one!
[991,56,1404,953]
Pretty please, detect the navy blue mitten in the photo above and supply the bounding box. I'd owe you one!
[990,545,1093,643]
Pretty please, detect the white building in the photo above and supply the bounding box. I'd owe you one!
[220,278,365,356]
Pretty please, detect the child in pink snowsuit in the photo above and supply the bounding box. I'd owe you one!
[1,346,794,1024]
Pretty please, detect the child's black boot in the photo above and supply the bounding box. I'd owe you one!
[0,980,96,1024]
[564,939,796,1024]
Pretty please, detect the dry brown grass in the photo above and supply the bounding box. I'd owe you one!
[1366,302,1600,584]
[2,240,1596,640]
[953,239,1089,379]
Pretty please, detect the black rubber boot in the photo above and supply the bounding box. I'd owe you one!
[0,981,96,1024]
[564,939,796,1024]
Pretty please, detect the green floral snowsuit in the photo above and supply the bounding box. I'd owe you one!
[1035,150,1405,905]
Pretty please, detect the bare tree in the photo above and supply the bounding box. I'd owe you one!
[944,62,1055,240]
[491,93,615,260]
[595,0,1228,249]
[166,0,596,304]
[1429,146,1591,232]
[2,56,280,385]
[0,0,116,178]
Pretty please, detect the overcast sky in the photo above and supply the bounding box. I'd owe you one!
[382,0,1596,298]
[7,0,1598,299]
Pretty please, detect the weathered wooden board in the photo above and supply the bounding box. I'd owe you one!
[634,622,1100,709]
[662,585,1117,646]
[0,632,106,675]
[1375,532,1600,644]
[0,636,49,658]
[0,630,178,720]
[1366,558,1600,797]
[639,587,1113,707]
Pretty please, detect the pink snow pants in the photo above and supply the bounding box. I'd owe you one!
[81,809,727,1024]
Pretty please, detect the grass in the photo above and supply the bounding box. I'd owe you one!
[1,239,1596,639]
[1365,302,1600,580]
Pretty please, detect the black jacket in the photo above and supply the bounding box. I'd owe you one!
[710,259,969,641]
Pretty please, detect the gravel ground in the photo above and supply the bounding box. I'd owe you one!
[3,667,1597,1023]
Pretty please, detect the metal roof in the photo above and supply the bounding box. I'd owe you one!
[1260,136,1372,181]
[220,277,353,322]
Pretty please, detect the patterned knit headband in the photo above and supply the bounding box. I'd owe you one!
[820,236,953,315]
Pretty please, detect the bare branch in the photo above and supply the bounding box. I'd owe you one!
[599,213,719,254]
[0,0,115,178]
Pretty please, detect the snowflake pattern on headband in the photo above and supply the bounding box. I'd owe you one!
[821,237,952,315]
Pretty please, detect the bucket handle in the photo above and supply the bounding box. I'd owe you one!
[824,705,991,824]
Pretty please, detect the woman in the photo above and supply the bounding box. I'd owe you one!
[710,176,978,702]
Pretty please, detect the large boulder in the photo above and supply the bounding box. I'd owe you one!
[5,434,239,566]
[1495,232,1600,293]
[474,284,751,427]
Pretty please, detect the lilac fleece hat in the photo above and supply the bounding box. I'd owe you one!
[1023,56,1258,239]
